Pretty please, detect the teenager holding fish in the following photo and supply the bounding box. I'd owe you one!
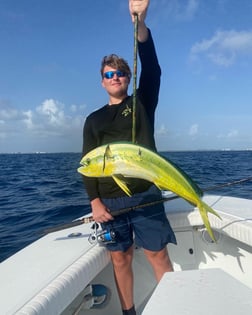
[82,1,176,314]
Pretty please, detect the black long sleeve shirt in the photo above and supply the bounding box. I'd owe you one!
[82,30,161,201]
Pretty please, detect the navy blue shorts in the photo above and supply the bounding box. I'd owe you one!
[101,185,177,252]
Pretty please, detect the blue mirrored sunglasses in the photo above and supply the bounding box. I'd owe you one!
[103,70,127,79]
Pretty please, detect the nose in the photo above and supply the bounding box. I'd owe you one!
[112,73,120,80]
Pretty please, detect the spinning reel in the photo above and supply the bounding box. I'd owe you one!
[88,222,116,245]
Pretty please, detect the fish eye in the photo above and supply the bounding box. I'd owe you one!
[83,158,91,166]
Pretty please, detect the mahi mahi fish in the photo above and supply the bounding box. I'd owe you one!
[78,143,221,241]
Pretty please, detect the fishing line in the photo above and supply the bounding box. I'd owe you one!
[96,176,252,238]
[110,175,252,215]
[203,176,252,192]
[42,176,252,234]
[132,13,138,144]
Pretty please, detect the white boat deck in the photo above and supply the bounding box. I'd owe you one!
[142,269,252,315]
[166,194,252,246]
[1,195,252,315]
[0,224,110,315]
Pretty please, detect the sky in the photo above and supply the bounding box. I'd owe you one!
[1,0,252,153]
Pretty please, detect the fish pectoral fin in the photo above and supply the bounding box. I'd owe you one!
[112,175,132,197]
[198,201,221,242]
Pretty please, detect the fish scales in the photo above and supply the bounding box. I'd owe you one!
[78,142,221,241]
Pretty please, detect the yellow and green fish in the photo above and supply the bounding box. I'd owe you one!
[78,143,221,241]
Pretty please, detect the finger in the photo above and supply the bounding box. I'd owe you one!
[129,0,149,22]
[130,0,149,12]
[97,213,114,223]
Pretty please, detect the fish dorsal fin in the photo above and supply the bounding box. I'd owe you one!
[112,174,132,197]
[103,145,113,172]
[136,148,143,161]
[105,145,113,158]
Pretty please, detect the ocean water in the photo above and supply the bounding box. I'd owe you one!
[0,150,251,262]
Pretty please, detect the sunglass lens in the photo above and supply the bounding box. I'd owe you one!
[104,71,113,79]
[116,70,124,77]
[104,71,126,79]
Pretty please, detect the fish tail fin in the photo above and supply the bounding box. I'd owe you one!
[198,201,221,242]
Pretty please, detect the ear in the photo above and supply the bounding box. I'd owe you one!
[101,79,105,88]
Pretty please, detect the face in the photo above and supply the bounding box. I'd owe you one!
[101,66,130,100]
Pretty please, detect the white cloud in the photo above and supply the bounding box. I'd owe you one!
[0,107,19,120]
[217,129,239,139]
[178,0,199,20]
[70,104,87,113]
[0,99,86,152]
[0,102,28,137]
[36,99,65,127]
[190,30,252,67]
[23,110,34,129]
[189,124,199,136]
[150,0,199,23]
[70,104,77,112]
[227,130,239,138]
[156,124,169,135]
[0,99,85,137]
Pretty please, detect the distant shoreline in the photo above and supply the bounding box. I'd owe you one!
[1,148,252,155]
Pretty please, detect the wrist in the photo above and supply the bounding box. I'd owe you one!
[137,22,148,43]
[91,198,102,207]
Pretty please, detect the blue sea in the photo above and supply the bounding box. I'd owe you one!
[0,151,251,262]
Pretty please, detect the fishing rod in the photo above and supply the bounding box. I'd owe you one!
[42,176,252,234]
[132,13,138,144]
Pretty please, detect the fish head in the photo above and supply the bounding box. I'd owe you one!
[78,145,116,177]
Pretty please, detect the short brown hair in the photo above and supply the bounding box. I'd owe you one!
[100,54,131,79]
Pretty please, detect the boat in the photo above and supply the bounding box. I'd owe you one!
[1,193,252,315]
